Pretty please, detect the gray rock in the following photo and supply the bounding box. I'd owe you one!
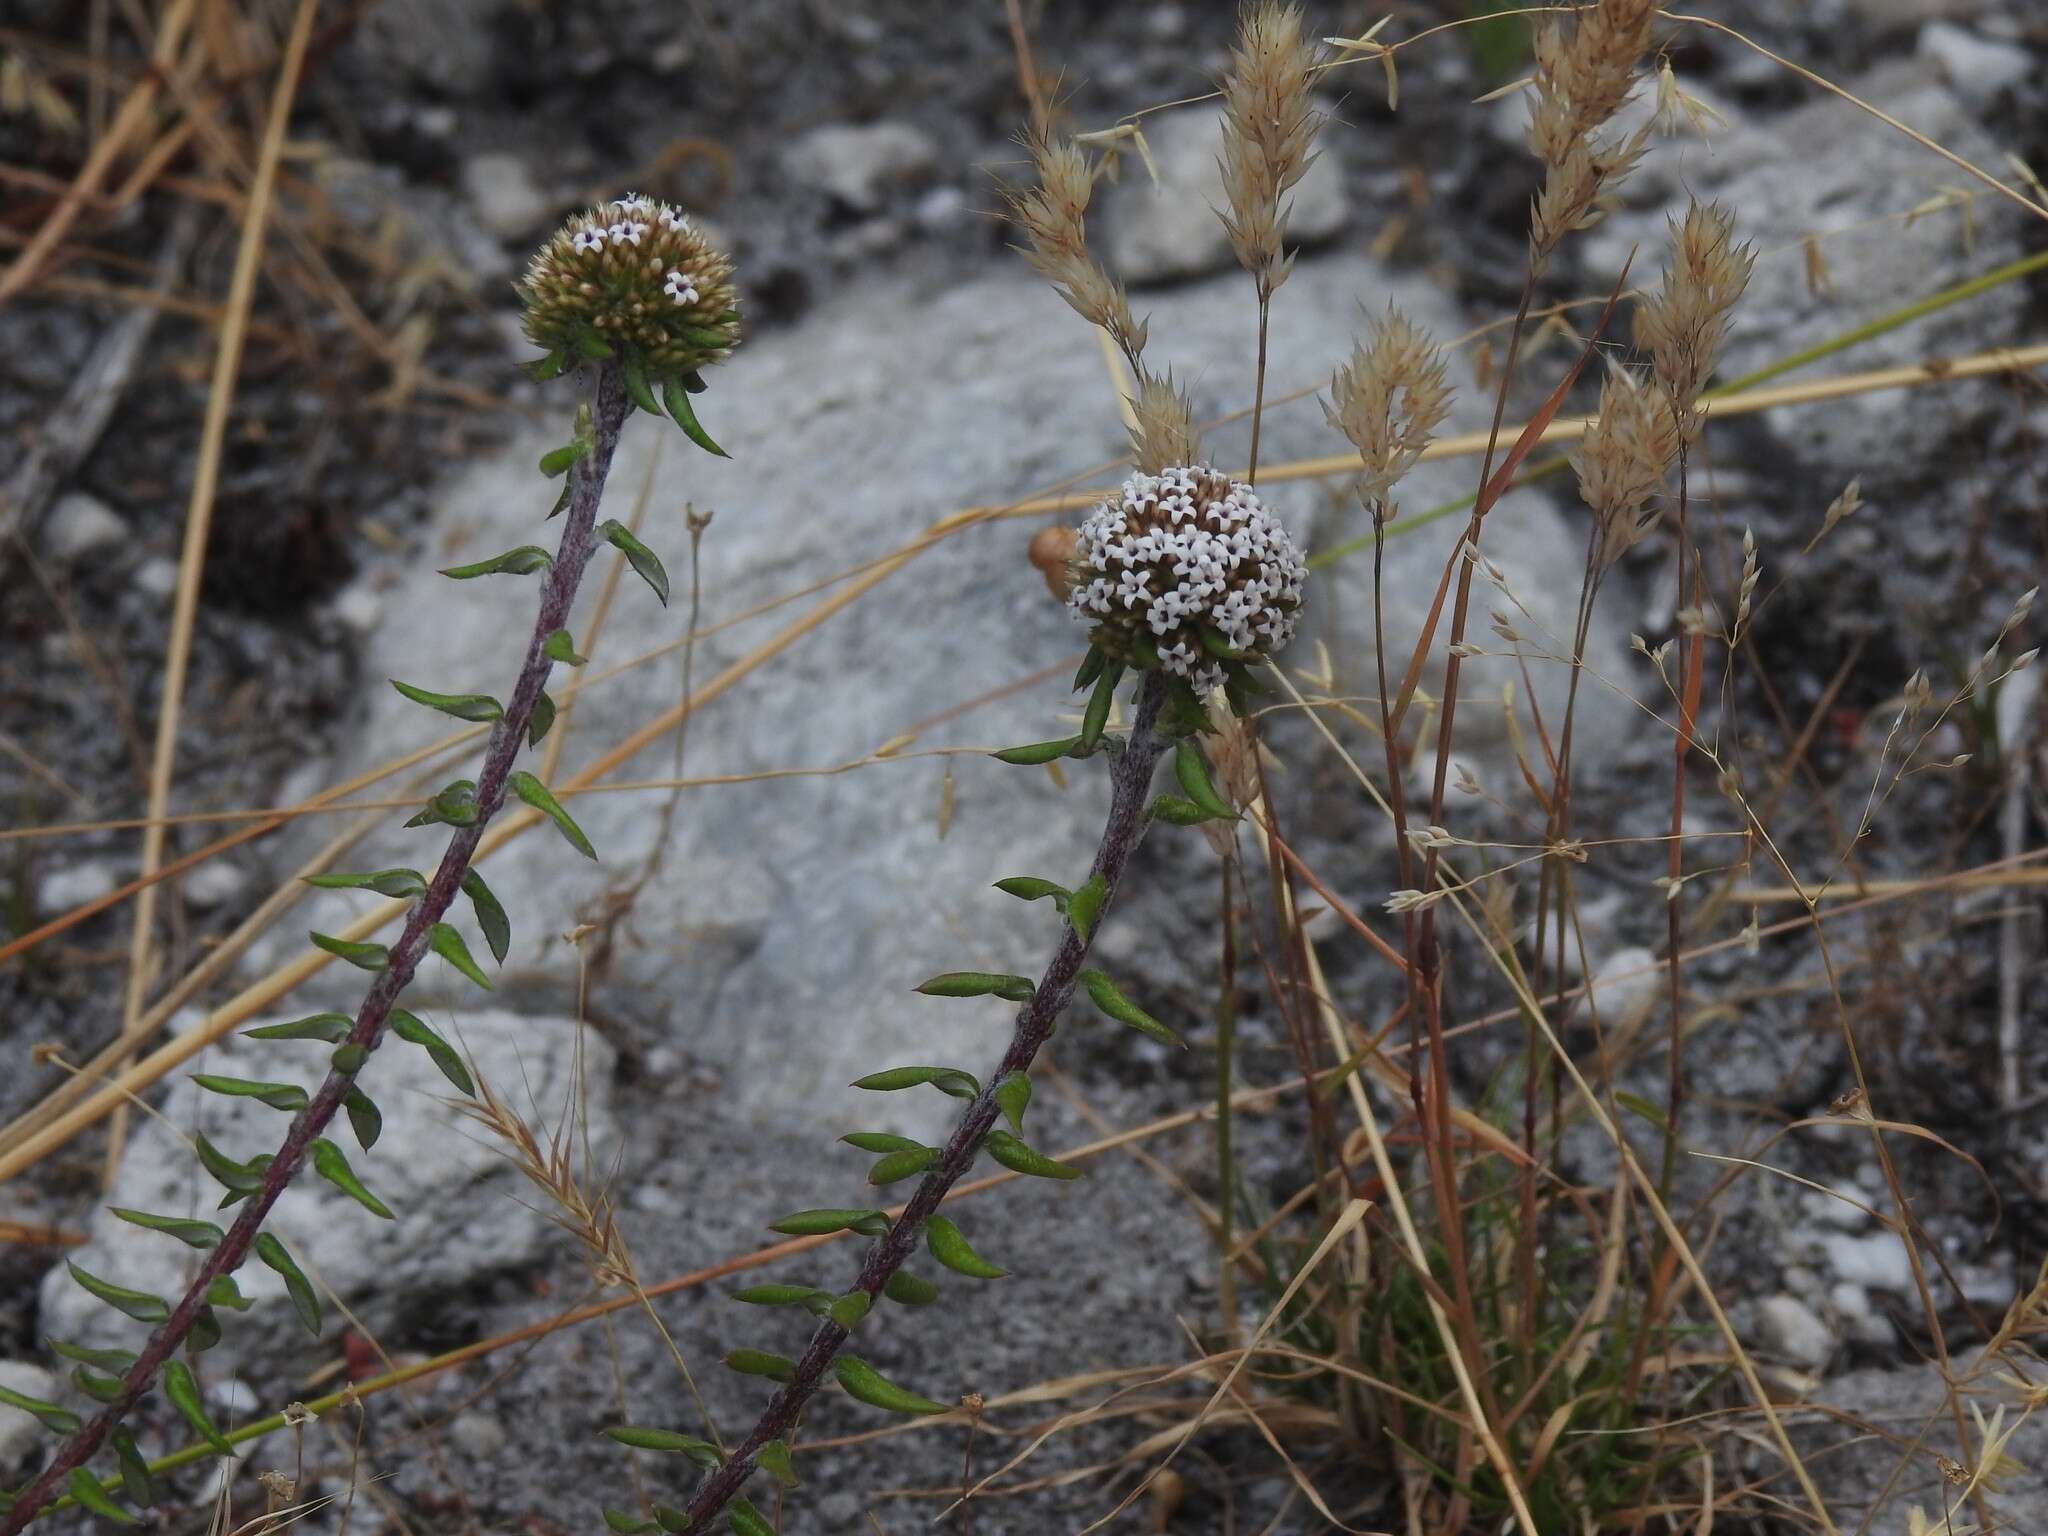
[0,1360,60,1470]
[1757,1291,1834,1368]
[44,489,126,562]
[271,255,1640,1139]
[1586,945,1661,1031]
[352,0,501,97]
[1809,1365,2048,1523]
[41,1011,617,1350]
[39,859,120,912]
[1848,0,1980,34]
[782,122,939,213]
[462,152,550,242]
[132,556,178,598]
[1819,1230,1916,1292]
[1917,22,2030,116]
[1104,103,1349,285]
[178,856,250,910]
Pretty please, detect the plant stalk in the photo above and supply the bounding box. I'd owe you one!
[678,673,1173,1527]
[0,364,634,1536]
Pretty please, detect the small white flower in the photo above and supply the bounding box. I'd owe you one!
[571,228,606,254]
[658,206,691,232]
[663,269,699,305]
[608,221,647,247]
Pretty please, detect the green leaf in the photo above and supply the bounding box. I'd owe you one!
[47,1340,135,1371]
[661,371,730,457]
[1073,645,1106,692]
[405,778,479,829]
[601,1510,659,1535]
[1149,794,1214,826]
[344,1086,382,1151]
[622,355,662,416]
[187,1306,221,1353]
[460,868,511,965]
[111,1427,154,1508]
[914,971,1034,1003]
[66,1469,138,1525]
[109,1208,221,1249]
[311,1139,394,1219]
[204,1275,252,1313]
[728,1498,774,1536]
[330,1043,368,1076]
[867,1146,939,1185]
[542,627,587,667]
[191,1074,307,1113]
[757,1437,798,1489]
[245,1011,351,1043]
[840,1131,921,1155]
[653,1508,691,1533]
[992,734,1081,766]
[851,1065,980,1099]
[883,1271,938,1306]
[986,1129,1084,1180]
[599,519,671,605]
[1079,664,1120,750]
[834,1356,948,1416]
[521,349,569,383]
[602,1427,724,1467]
[439,545,552,580]
[67,1263,168,1324]
[508,770,598,859]
[1174,740,1237,820]
[730,1283,831,1310]
[1080,968,1186,1048]
[303,868,426,899]
[309,931,388,971]
[428,922,493,990]
[255,1233,322,1337]
[528,689,557,747]
[769,1208,890,1239]
[724,1348,795,1383]
[993,876,1069,907]
[390,1010,474,1095]
[390,679,503,723]
[540,439,590,477]
[163,1360,234,1455]
[992,1072,1032,1134]
[0,1380,81,1433]
[924,1214,1005,1279]
[71,1365,125,1402]
[193,1133,264,1196]
[1615,1090,1669,1131]
[1065,874,1105,941]
[828,1290,871,1329]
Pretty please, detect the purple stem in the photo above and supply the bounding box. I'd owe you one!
[678,671,1172,1528]
[1,365,635,1533]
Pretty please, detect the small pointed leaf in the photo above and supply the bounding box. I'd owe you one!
[542,628,587,667]
[992,1072,1032,1134]
[867,1146,939,1185]
[390,679,503,723]
[661,371,729,457]
[191,1074,307,1113]
[330,1043,368,1076]
[508,771,597,859]
[163,1360,234,1455]
[828,1290,871,1329]
[309,931,388,971]
[603,1427,724,1466]
[71,1365,125,1403]
[1065,874,1106,940]
[540,439,590,477]
[724,1348,795,1384]
[840,1131,920,1155]
[204,1275,252,1313]
[344,1086,382,1151]
[390,1010,475,1095]
[255,1233,322,1336]
[112,1428,154,1508]
[1079,664,1120,750]
[0,1381,81,1433]
[68,1262,168,1323]
[439,545,551,580]
[757,1438,798,1489]
[622,355,662,416]
[109,1209,221,1249]
[835,1356,948,1416]
[1174,740,1237,820]
[883,1271,938,1306]
[528,688,558,746]
[460,869,511,965]
[992,735,1081,766]
[1081,968,1186,1047]
[769,1208,890,1239]
[851,1065,979,1099]
[311,1139,394,1219]
[428,922,493,990]
[925,1214,1005,1279]
[47,1340,134,1371]
[187,1306,221,1352]
[914,971,1034,1003]
[728,1499,774,1536]
[245,1012,350,1043]
[1149,794,1214,826]
[1073,645,1106,692]
[993,876,1069,907]
[730,1284,831,1310]
[193,1133,264,1195]
[65,1470,137,1525]
[598,519,671,605]
[303,868,426,898]
[601,1511,659,1535]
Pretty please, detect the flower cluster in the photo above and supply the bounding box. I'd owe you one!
[518,193,740,376]
[1070,465,1307,687]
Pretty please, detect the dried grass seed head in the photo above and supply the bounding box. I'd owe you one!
[1638,199,1755,431]
[1070,465,1308,687]
[519,194,740,375]
[1325,306,1454,505]
[1007,132,1147,360]
[1126,369,1202,476]
[1218,1,1326,293]
[1575,369,1678,564]
[1525,0,1660,261]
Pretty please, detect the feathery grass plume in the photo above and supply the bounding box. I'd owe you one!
[1005,132,1147,364]
[1126,368,1202,475]
[1218,1,1326,297]
[1325,306,1455,506]
[1525,0,1660,265]
[1638,200,1756,438]
[1575,369,1679,567]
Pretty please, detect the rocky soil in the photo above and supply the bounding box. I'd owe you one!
[4,0,2047,1530]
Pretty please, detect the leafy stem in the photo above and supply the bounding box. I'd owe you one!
[677,671,1172,1528]
[0,364,635,1536]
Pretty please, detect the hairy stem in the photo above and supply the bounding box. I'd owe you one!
[0,364,634,1534]
[678,673,1173,1527]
